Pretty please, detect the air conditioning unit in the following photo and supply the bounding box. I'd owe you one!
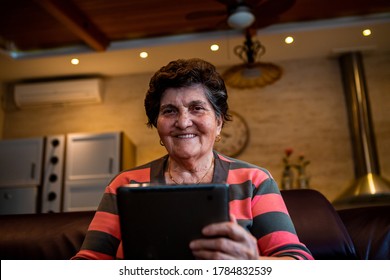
[14,78,103,108]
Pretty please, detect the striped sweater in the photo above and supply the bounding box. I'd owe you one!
[72,151,314,260]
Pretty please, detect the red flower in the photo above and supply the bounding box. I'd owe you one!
[285,148,293,157]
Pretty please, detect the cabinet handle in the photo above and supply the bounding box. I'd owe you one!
[31,163,36,179]
[109,158,113,173]
[4,192,13,200]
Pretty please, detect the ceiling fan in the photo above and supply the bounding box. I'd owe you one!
[186,0,296,30]
[186,1,295,89]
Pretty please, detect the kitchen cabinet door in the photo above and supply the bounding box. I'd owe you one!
[65,132,121,181]
[63,131,135,212]
[63,179,109,212]
[0,186,37,214]
[0,137,44,187]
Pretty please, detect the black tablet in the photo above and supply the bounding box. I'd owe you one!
[117,183,230,260]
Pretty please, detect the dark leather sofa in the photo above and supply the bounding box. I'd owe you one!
[0,189,389,260]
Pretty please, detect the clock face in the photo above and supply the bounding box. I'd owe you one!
[214,111,249,157]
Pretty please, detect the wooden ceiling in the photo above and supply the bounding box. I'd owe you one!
[1,0,390,54]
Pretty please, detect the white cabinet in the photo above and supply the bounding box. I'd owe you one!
[0,133,135,214]
[0,187,38,215]
[63,132,134,212]
[0,137,44,214]
[65,132,121,181]
[0,137,44,187]
[63,179,112,212]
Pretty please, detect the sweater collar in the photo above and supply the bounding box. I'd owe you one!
[150,151,230,184]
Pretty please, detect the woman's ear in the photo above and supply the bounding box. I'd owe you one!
[216,116,223,134]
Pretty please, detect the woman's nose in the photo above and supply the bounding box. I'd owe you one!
[176,111,192,128]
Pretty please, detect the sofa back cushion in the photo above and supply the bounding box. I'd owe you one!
[281,189,357,259]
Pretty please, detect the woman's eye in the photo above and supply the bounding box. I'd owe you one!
[160,108,175,115]
[192,106,204,111]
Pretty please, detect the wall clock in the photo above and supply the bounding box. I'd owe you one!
[214,111,249,157]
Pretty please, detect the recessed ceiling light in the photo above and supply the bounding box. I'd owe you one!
[71,58,79,65]
[140,51,148,58]
[362,29,372,36]
[285,36,294,44]
[210,44,219,51]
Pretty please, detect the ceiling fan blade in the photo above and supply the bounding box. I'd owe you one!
[217,0,265,10]
[216,0,242,7]
[251,16,280,29]
[253,0,296,18]
[185,9,227,20]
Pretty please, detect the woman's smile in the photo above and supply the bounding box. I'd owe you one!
[175,133,196,139]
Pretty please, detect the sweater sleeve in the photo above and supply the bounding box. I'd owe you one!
[71,166,152,260]
[216,153,314,260]
[71,184,122,259]
[250,171,314,260]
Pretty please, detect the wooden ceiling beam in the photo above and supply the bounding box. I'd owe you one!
[35,0,110,51]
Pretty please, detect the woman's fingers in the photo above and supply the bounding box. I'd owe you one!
[190,221,259,260]
[202,219,253,244]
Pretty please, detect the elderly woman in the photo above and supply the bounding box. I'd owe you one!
[72,58,313,260]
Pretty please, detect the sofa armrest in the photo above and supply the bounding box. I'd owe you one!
[281,189,357,259]
[338,205,390,260]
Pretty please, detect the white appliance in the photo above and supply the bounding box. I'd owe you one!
[14,78,102,109]
[41,135,66,213]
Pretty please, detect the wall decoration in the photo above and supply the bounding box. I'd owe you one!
[214,111,249,157]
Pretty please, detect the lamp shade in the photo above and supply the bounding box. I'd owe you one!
[227,7,255,29]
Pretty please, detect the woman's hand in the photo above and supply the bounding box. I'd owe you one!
[189,215,260,260]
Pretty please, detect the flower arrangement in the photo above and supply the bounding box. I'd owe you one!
[281,148,310,189]
[281,148,294,190]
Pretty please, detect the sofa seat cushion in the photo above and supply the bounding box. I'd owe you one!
[0,211,94,260]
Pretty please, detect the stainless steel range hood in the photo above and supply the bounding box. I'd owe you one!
[333,52,390,209]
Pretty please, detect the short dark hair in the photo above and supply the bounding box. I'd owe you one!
[144,58,232,128]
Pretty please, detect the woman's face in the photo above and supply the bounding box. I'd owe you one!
[157,85,222,161]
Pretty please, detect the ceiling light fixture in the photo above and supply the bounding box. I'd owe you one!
[70,58,79,65]
[227,6,255,29]
[285,36,294,44]
[222,33,282,89]
[362,29,372,36]
[210,44,219,51]
[139,51,148,58]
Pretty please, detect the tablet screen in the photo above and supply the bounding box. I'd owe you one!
[117,184,230,260]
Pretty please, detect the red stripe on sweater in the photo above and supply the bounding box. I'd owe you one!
[252,193,289,217]
[116,242,124,259]
[72,249,114,260]
[229,194,289,220]
[106,168,151,194]
[217,154,234,162]
[88,211,121,240]
[227,168,269,186]
[229,198,252,219]
[258,231,313,259]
